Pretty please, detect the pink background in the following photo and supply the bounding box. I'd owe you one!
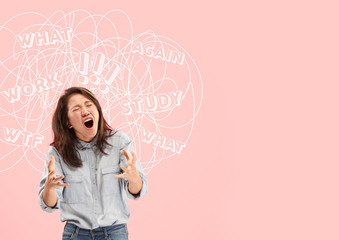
[0,0,338,240]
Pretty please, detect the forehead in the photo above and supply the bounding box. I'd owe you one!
[67,93,93,107]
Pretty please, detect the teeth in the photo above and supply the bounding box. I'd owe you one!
[84,119,92,123]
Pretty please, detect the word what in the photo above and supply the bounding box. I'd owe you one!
[140,127,186,154]
[16,27,73,48]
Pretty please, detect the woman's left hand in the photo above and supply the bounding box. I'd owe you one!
[114,149,141,182]
[115,149,143,195]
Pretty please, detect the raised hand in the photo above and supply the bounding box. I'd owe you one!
[42,155,70,208]
[114,149,140,182]
[114,149,143,195]
[45,155,70,190]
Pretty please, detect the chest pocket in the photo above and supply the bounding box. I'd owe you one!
[62,175,88,204]
[101,166,121,196]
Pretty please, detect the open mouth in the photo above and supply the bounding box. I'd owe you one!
[84,119,94,128]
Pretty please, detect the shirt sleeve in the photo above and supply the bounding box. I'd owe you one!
[119,132,148,200]
[38,146,64,212]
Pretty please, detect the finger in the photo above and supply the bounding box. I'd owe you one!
[131,151,137,164]
[57,182,70,187]
[121,166,128,172]
[122,149,131,161]
[48,155,55,172]
[114,173,126,179]
[47,156,52,172]
[128,161,135,168]
[54,175,65,182]
[48,169,56,179]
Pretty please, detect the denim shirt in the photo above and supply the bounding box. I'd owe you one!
[38,130,148,229]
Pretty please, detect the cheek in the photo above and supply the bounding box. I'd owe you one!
[91,109,100,120]
[68,113,79,124]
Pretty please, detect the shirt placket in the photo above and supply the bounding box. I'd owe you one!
[88,148,101,224]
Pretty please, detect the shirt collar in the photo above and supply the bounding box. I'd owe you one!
[76,134,98,150]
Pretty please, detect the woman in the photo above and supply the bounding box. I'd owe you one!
[38,87,148,240]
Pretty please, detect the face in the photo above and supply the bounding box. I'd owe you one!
[67,93,100,142]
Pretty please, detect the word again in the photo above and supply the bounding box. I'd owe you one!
[1,73,62,103]
[16,28,73,48]
[140,127,186,154]
[3,127,44,148]
[120,91,183,115]
[131,41,186,65]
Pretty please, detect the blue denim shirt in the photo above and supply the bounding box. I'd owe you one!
[38,130,148,229]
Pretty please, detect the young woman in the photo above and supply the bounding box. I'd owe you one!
[38,87,148,240]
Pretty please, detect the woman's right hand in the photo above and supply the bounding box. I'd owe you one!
[44,155,70,191]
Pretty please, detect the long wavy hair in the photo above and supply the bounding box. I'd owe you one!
[51,87,116,168]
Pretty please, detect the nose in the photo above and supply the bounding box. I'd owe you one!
[81,109,90,117]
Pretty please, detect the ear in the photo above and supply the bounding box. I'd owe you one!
[67,123,72,129]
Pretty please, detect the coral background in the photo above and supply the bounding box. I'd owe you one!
[1,0,338,240]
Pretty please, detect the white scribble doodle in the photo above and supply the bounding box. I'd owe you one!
[0,10,203,174]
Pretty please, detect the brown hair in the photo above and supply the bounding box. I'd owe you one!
[51,87,115,167]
